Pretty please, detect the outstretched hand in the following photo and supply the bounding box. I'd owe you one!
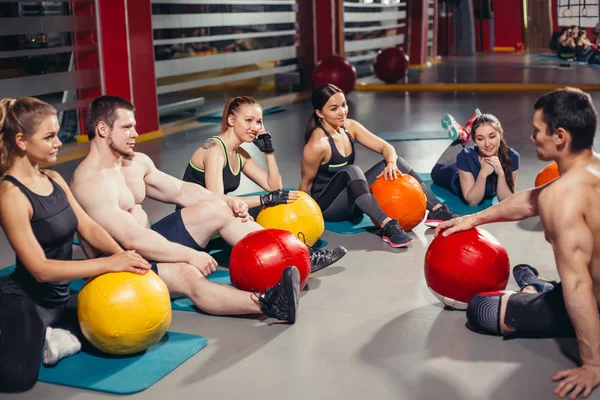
[434,215,478,238]
[553,365,600,399]
[226,198,253,222]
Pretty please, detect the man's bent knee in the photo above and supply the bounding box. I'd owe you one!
[466,292,506,335]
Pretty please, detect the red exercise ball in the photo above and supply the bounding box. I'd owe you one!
[535,162,560,187]
[312,55,357,94]
[373,47,410,83]
[370,174,427,231]
[424,228,510,310]
[229,229,311,293]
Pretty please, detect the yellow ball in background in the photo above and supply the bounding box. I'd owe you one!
[256,191,325,247]
[77,271,172,355]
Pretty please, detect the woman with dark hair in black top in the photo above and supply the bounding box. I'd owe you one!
[300,84,458,248]
[0,97,150,393]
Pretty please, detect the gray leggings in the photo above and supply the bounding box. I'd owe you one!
[313,158,440,223]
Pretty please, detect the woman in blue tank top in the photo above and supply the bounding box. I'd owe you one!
[300,84,459,248]
[183,96,299,215]
[431,111,520,206]
[0,97,150,393]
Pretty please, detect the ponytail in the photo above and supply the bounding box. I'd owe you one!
[220,96,259,133]
[497,138,515,193]
[0,99,14,177]
[304,111,320,144]
[0,97,56,176]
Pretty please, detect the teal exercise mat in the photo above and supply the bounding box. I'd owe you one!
[198,105,286,123]
[417,172,499,215]
[324,213,377,235]
[375,130,451,142]
[38,331,208,395]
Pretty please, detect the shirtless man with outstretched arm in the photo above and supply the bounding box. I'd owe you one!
[436,87,600,399]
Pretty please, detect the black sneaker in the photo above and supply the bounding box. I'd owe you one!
[259,266,300,324]
[381,219,413,248]
[425,204,459,228]
[309,246,347,273]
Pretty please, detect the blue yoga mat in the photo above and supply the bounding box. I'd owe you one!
[198,105,286,123]
[418,172,499,214]
[324,214,376,235]
[38,331,208,394]
[376,131,451,142]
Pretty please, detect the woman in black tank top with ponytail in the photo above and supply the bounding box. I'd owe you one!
[183,96,299,217]
[0,97,150,393]
[300,84,459,249]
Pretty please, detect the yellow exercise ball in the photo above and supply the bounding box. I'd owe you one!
[77,271,172,355]
[256,191,324,247]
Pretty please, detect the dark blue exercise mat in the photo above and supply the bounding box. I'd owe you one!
[417,172,499,215]
[38,331,208,395]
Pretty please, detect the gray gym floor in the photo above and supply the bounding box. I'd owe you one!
[4,89,600,399]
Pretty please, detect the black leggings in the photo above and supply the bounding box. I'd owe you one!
[312,158,441,223]
[0,290,79,393]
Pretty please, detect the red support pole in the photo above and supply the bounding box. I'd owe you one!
[75,0,159,142]
[296,0,342,89]
[409,0,429,68]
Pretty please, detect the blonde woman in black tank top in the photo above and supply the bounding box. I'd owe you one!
[184,97,299,214]
[184,96,348,271]
[0,97,150,393]
[300,84,459,249]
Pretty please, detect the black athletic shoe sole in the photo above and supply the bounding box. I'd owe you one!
[282,266,300,324]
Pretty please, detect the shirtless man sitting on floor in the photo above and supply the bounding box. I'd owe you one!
[436,87,600,399]
[70,96,347,325]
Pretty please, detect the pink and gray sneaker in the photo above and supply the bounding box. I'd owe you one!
[381,219,413,247]
[425,204,459,228]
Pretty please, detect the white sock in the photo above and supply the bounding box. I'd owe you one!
[43,327,82,366]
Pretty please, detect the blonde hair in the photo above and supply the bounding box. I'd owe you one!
[0,97,56,176]
[220,96,260,132]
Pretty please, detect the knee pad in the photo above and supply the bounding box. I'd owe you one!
[466,293,502,335]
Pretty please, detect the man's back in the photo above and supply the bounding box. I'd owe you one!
[538,155,600,302]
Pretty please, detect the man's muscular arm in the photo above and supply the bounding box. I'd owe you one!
[547,191,599,366]
[71,175,198,264]
[435,186,541,237]
[137,153,227,207]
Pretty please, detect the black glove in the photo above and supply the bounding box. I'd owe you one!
[260,189,289,207]
[253,131,275,153]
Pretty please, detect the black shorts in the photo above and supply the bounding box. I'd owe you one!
[148,210,203,274]
[504,283,575,338]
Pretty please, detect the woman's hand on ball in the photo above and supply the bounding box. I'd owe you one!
[377,162,401,180]
[189,251,218,276]
[109,250,151,274]
[434,215,477,238]
[260,189,298,207]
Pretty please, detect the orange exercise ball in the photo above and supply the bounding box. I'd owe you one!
[535,162,560,187]
[370,174,427,231]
